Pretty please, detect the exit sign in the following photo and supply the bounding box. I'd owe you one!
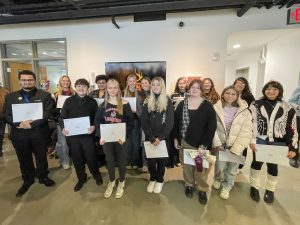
[287,5,300,25]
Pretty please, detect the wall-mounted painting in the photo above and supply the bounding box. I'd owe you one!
[105,61,166,90]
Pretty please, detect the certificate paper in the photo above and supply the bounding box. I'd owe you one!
[255,144,289,166]
[63,116,90,136]
[123,97,136,111]
[94,98,104,106]
[56,95,70,108]
[100,123,126,142]
[183,149,209,168]
[219,149,246,164]
[144,140,169,158]
[12,103,43,123]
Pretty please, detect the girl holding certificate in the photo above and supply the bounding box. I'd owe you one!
[212,86,252,200]
[141,77,174,194]
[53,75,74,170]
[173,79,216,205]
[95,79,134,199]
[123,74,142,170]
[249,81,297,203]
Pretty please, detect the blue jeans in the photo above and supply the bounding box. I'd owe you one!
[127,119,142,167]
[214,150,239,191]
[56,125,71,166]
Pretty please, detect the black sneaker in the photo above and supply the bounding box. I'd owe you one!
[289,159,299,168]
[264,190,274,203]
[16,181,34,197]
[95,175,103,186]
[185,186,193,198]
[250,186,260,202]
[198,191,208,205]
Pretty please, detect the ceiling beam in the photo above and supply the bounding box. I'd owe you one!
[237,0,257,17]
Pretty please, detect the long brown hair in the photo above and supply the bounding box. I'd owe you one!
[200,78,220,104]
[221,85,239,107]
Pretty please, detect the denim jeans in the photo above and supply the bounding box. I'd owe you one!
[214,150,239,191]
[56,125,71,166]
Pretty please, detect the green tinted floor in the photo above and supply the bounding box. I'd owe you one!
[0,139,299,225]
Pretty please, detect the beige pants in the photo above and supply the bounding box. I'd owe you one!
[179,140,211,192]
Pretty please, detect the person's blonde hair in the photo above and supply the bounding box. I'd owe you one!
[105,79,123,115]
[147,77,168,113]
[123,74,137,97]
[221,85,239,107]
[55,75,75,97]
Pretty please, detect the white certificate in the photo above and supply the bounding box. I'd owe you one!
[123,97,136,111]
[12,103,43,123]
[144,140,169,158]
[94,98,104,106]
[183,149,209,168]
[219,149,246,164]
[56,95,70,108]
[255,144,289,166]
[100,123,126,142]
[63,116,90,136]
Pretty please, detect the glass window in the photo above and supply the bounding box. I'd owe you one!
[5,43,33,59]
[37,60,67,93]
[37,40,66,59]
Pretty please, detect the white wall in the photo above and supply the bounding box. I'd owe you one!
[0,8,299,93]
[264,30,300,99]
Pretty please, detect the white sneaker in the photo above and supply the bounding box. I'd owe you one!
[115,181,125,199]
[104,180,115,198]
[132,166,138,170]
[63,164,71,170]
[220,188,230,200]
[153,182,164,194]
[126,166,133,170]
[142,166,148,173]
[212,180,221,190]
[147,181,156,193]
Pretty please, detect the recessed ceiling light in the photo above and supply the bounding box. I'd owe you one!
[11,53,18,56]
[42,52,47,55]
[233,44,241,49]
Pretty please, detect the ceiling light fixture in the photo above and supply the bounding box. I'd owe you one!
[233,44,241,49]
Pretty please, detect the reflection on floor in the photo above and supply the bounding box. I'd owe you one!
[0,138,299,225]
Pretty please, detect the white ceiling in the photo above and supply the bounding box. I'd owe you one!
[226,28,300,61]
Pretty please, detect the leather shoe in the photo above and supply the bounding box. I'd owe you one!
[0,151,3,157]
[74,179,87,192]
[264,190,274,203]
[95,175,103,186]
[185,186,193,198]
[16,181,34,197]
[198,191,208,205]
[250,186,260,202]
[39,177,56,187]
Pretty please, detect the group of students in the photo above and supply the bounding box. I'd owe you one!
[3,70,299,206]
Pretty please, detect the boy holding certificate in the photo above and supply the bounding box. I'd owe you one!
[4,70,56,197]
[95,79,134,199]
[59,78,102,192]
[249,81,298,203]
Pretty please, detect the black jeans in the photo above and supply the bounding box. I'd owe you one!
[67,135,100,181]
[250,138,287,177]
[148,158,166,183]
[12,137,49,183]
[0,118,6,153]
[103,141,128,182]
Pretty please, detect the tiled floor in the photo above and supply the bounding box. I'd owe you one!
[0,139,299,225]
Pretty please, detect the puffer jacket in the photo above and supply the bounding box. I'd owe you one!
[213,98,252,155]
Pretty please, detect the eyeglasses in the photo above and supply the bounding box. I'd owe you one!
[20,79,35,83]
[76,85,88,89]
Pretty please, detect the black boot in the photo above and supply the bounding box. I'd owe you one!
[74,176,87,192]
[250,186,260,202]
[264,190,274,203]
[289,158,299,168]
[94,174,103,186]
[198,191,208,205]
[39,177,56,187]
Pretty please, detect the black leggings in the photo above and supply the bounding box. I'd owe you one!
[148,158,166,183]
